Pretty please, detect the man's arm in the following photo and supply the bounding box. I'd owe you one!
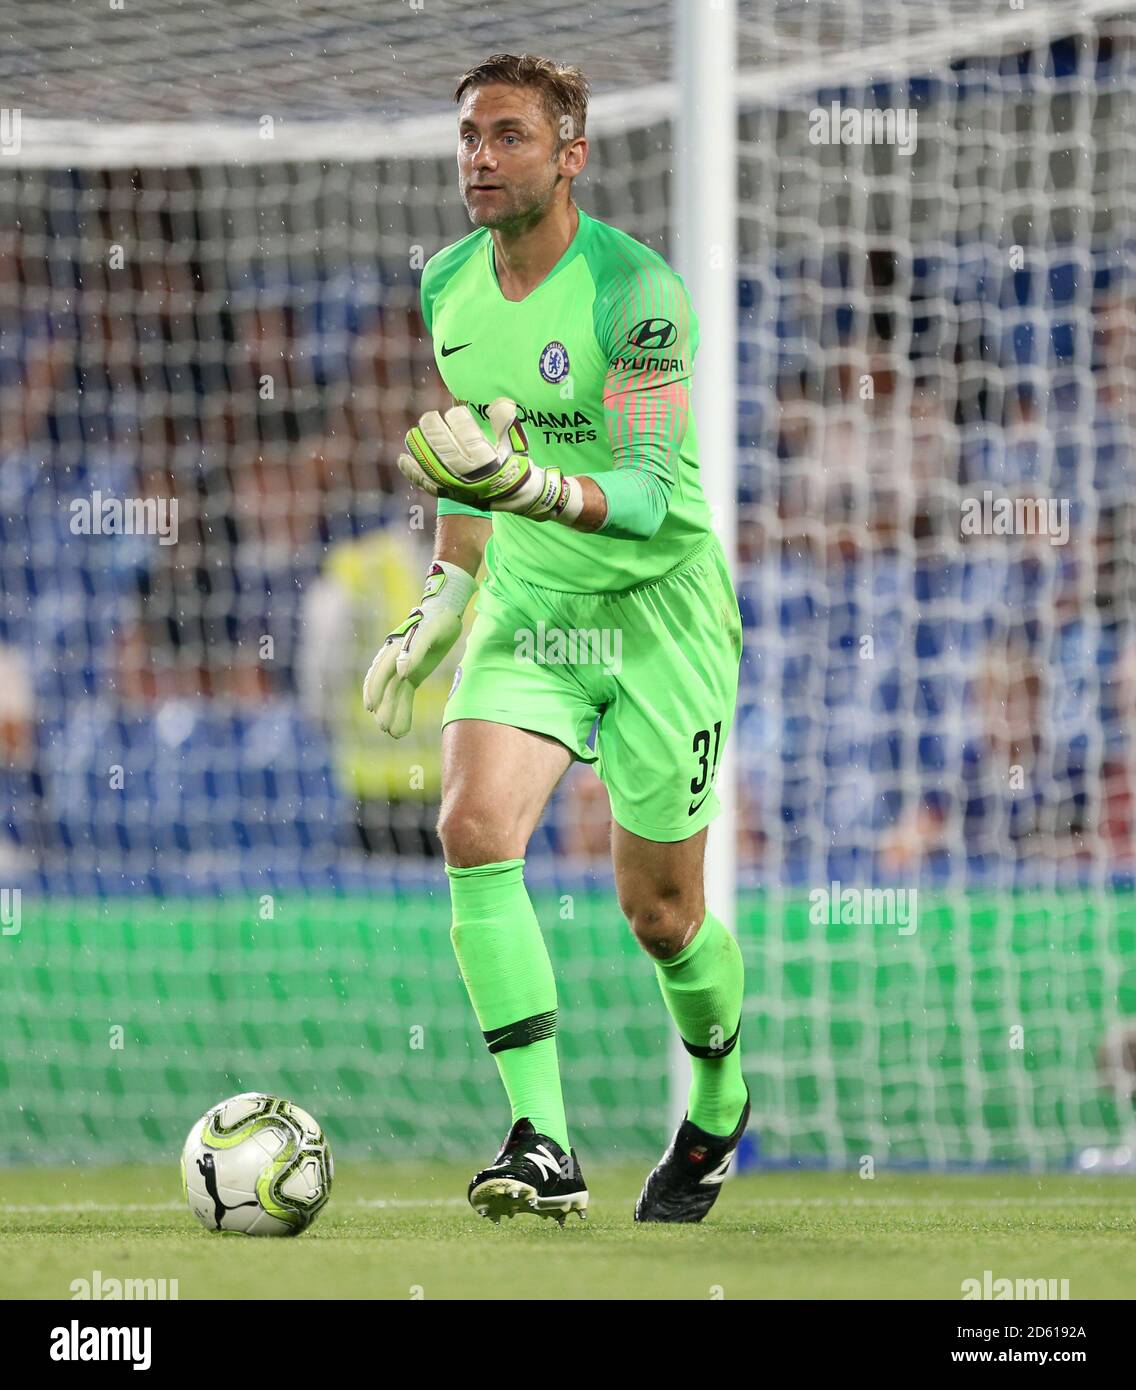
[590,377,688,541]
[434,511,492,575]
[560,477,608,533]
[438,480,608,540]
[585,259,695,542]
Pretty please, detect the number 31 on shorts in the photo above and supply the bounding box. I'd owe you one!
[688,720,723,816]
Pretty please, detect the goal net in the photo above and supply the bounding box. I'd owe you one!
[1,0,1133,1167]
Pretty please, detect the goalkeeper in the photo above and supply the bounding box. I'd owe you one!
[364,53,746,1224]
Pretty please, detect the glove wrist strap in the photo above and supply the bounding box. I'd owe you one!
[422,559,477,615]
[551,475,585,527]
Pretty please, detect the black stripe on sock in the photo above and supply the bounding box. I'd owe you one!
[483,1008,558,1054]
[681,1019,741,1060]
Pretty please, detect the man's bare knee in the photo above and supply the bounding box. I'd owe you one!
[438,722,571,867]
[437,801,523,867]
[622,886,703,960]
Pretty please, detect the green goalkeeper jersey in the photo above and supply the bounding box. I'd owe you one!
[421,205,714,594]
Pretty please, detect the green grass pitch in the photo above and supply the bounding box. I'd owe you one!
[2,1165,1134,1300]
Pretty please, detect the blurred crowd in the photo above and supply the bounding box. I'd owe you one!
[735,269,1135,885]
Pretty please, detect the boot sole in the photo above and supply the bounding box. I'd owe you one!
[469,1177,588,1225]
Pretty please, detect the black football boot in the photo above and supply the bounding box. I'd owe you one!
[635,1088,751,1223]
[468,1118,588,1226]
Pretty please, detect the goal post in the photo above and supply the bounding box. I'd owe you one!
[673,0,739,1125]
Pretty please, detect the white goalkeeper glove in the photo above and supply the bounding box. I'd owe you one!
[397,396,584,524]
[362,559,476,739]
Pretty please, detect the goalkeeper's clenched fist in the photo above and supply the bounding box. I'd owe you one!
[363,559,476,738]
[398,396,584,524]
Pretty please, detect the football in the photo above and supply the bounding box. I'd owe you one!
[181,1092,334,1236]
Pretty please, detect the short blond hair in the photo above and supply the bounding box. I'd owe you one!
[454,52,589,147]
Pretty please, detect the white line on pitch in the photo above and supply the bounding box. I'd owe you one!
[0,1194,1129,1216]
[0,1198,466,1214]
[736,1195,1136,1208]
[0,1202,183,1214]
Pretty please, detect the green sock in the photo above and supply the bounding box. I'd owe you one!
[653,911,748,1137]
[447,858,570,1153]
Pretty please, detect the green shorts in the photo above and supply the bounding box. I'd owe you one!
[442,534,743,842]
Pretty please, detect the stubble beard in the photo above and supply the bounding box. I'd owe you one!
[462,162,562,232]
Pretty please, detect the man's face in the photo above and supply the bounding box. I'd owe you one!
[457,83,576,230]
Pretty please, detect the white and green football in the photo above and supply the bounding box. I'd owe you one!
[181,1092,334,1236]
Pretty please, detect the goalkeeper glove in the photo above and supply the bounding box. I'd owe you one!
[362,559,476,739]
[398,396,584,524]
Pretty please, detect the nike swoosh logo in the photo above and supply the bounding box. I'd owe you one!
[440,341,471,357]
[688,787,715,816]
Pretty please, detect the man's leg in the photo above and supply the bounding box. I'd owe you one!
[612,823,747,1138]
[439,718,574,1151]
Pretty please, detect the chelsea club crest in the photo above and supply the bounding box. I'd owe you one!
[539,341,570,383]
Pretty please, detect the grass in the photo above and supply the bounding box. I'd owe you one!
[2,1164,1135,1299]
